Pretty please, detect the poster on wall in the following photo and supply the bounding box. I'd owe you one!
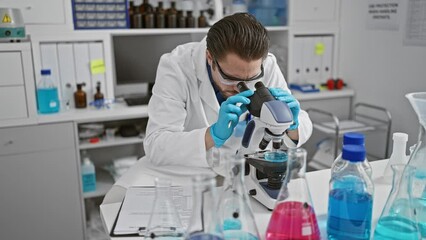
[404,0,426,46]
[366,0,401,31]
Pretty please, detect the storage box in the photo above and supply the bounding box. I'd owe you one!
[72,0,129,29]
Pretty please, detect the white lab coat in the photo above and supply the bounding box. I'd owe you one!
[103,38,312,204]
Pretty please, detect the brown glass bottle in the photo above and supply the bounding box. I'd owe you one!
[139,0,153,14]
[129,1,135,28]
[144,12,154,28]
[155,1,165,28]
[177,10,186,28]
[186,11,195,28]
[166,1,178,28]
[198,10,207,28]
[74,83,87,109]
[94,82,104,101]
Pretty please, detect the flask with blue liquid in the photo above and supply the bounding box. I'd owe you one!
[37,69,60,114]
[327,144,374,240]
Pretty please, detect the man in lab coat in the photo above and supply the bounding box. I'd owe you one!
[103,13,312,203]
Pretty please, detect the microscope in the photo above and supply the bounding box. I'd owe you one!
[237,82,293,210]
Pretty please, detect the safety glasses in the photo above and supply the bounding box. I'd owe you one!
[215,59,264,86]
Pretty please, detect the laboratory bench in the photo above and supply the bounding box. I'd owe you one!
[100,160,390,240]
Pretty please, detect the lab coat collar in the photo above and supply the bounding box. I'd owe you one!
[192,37,220,117]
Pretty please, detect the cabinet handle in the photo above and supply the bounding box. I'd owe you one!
[25,6,32,10]
[4,140,13,146]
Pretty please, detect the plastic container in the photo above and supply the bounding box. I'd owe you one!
[37,69,60,114]
[331,132,372,177]
[247,0,287,26]
[327,145,374,240]
[81,154,96,193]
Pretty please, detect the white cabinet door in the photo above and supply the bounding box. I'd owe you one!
[292,0,338,22]
[0,122,84,240]
[1,0,65,24]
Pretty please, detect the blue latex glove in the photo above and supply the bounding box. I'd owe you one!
[269,88,300,131]
[210,90,254,147]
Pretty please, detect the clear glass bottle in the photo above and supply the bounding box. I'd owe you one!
[374,165,420,240]
[331,132,372,177]
[405,92,426,238]
[144,178,185,239]
[218,151,260,240]
[327,144,374,240]
[37,69,60,114]
[266,148,320,240]
[186,175,224,240]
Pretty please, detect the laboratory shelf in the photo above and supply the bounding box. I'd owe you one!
[79,135,144,150]
[79,26,289,36]
[83,169,114,199]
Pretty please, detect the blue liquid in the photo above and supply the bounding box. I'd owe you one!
[374,216,420,240]
[264,151,287,162]
[413,198,426,238]
[37,88,60,114]
[327,189,373,240]
[82,173,96,192]
[224,230,258,240]
[188,233,224,240]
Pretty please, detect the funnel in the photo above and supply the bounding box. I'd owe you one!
[406,92,426,128]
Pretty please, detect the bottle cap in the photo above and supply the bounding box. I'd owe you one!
[83,157,91,165]
[342,144,366,162]
[41,69,51,75]
[393,132,408,142]
[343,132,364,145]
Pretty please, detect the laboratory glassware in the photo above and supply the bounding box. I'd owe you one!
[331,132,372,177]
[382,133,409,184]
[327,144,374,240]
[37,69,60,114]
[218,151,260,240]
[186,175,224,240]
[374,165,420,240]
[144,178,185,239]
[405,92,426,237]
[266,147,320,240]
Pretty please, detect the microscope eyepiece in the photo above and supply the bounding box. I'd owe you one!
[237,82,250,92]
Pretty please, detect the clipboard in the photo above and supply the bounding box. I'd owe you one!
[110,186,192,237]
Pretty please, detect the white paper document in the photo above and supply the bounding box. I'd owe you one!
[112,186,192,236]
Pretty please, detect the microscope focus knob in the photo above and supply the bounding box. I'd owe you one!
[249,189,257,196]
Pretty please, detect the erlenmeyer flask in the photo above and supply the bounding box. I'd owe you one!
[186,175,224,240]
[266,147,320,240]
[405,92,426,238]
[374,165,420,239]
[144,178,185,239]
[218,151,260,240]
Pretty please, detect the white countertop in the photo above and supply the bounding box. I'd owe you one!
[100,160,390,240]
[36,102,148,124]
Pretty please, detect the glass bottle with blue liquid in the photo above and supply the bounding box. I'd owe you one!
[36,69,60,114]
[331,132,372,177]
[327,144,374,240]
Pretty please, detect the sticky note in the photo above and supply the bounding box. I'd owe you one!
[90,59,105,75]
[315,42,325,56]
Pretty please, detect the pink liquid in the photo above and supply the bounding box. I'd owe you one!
[266,201,320,240]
